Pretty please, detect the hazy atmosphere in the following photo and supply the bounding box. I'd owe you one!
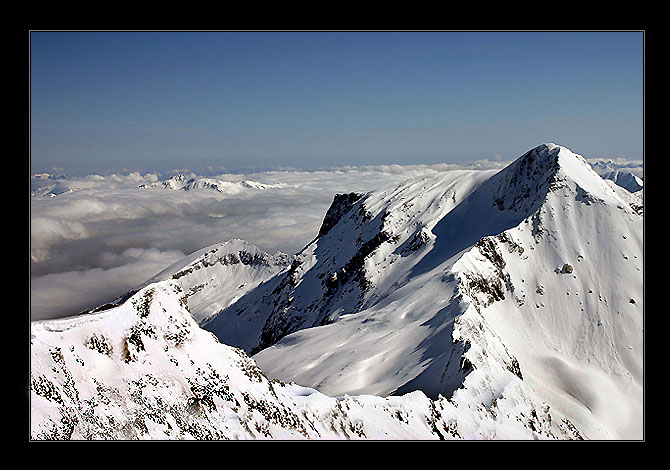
[31,31,643,175]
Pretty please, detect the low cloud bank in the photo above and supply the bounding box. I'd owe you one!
[30,156,641,321]
[31,165,463,320]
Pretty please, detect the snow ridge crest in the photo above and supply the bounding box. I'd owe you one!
[489,143,617,215]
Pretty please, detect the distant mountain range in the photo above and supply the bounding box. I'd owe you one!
[138,175,289,193]
[601,170,643,195]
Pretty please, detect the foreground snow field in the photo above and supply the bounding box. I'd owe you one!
[30,144,643,439]
[30,281,582,439]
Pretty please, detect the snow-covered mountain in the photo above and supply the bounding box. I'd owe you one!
[30,179,76,198]
[139,174,288,193]
[77,239,292,325]
[588,159,643,197]
[601,170,643,195]
[30,280,583,439]
[204,143,643,439]
[138,239,292,324]
[30,143,643,440]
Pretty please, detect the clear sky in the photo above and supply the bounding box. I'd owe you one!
[30,31,644,175]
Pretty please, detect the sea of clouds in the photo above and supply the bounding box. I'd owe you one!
[30,156,642,321]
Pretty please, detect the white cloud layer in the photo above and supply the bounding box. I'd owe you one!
[30,247,187,320]
[30,156,641,321]
[33,165,477,320]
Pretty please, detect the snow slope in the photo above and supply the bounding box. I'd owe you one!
[204,143,642,439]
[140,239,292,324]
[30,280,581,439]
[203,168,495,353]
[80,239,292,325]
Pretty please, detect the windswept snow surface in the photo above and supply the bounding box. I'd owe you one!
[31,144,643,440]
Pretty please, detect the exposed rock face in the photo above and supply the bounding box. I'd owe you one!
[318,192,365,237]
[203,191,404,354]
[491,144,561,214]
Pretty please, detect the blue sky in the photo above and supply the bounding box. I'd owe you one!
[30,31,643,175]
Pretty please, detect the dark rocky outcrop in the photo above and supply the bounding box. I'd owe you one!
[318,193,364,237]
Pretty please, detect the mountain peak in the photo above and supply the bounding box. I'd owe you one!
[488,143,562,213]
[524,142,593,169]
[489,143,615,214]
